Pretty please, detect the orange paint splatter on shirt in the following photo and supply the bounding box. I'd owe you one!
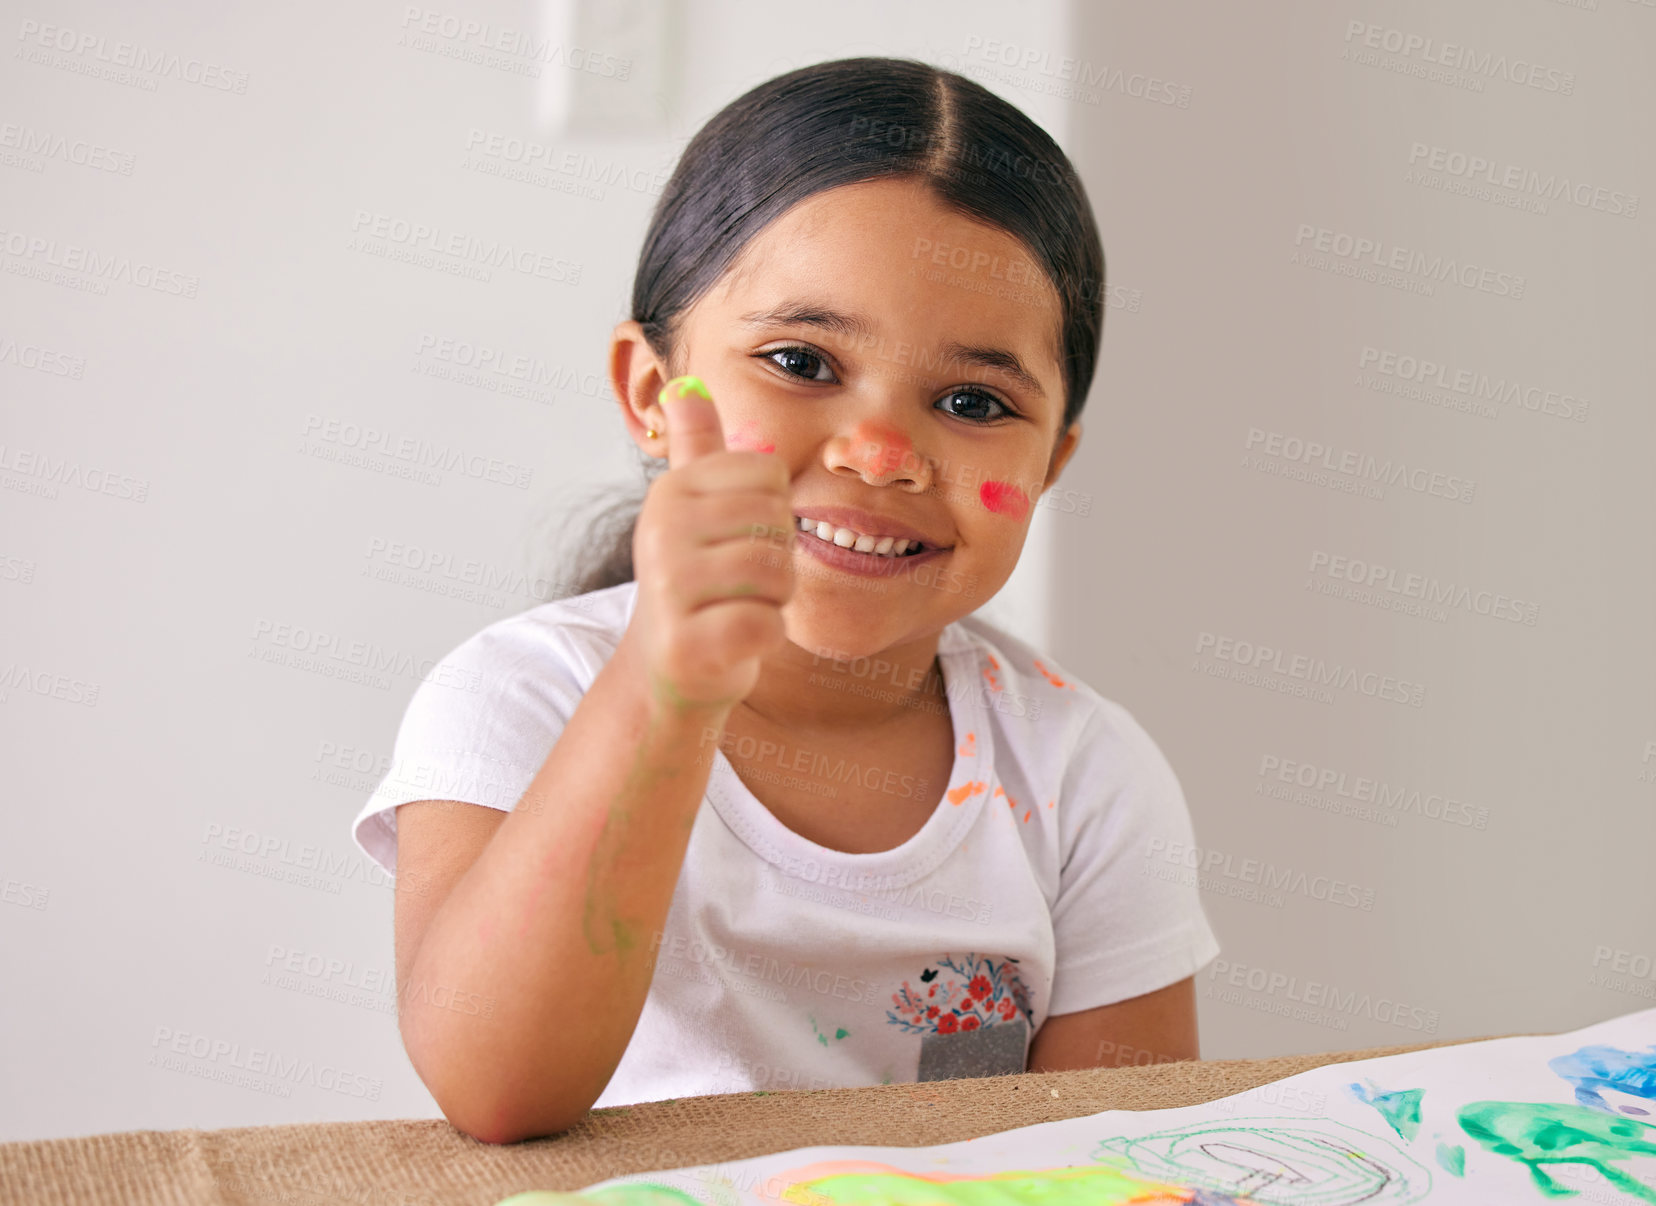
[958,732,975,757]
[993,784,1005,798]
[946,780,987,805]
[1034,658,1074,689]
[1023,809,1032,823]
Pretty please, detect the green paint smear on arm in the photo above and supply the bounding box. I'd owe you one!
[1434,1141,1465,1176]
[1458,1099,1656,1202]
[789,1164,1195,1205]
[580,671,733,955]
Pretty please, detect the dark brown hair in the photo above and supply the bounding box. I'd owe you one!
[555,55,1106,599]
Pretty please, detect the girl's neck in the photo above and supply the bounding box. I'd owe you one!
[739,632,948,736]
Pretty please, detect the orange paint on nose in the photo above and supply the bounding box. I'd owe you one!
[850,419,914,476]
[979,480,1030,520]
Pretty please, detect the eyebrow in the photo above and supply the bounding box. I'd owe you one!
[738,303,1049,401]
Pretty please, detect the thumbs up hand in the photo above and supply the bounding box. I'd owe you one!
[627,376,796,713]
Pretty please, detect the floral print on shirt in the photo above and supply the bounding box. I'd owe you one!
[886,953,1033,1035]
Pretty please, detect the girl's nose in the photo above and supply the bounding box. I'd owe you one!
[826,416,934,490]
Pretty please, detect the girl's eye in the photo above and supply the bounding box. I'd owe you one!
[937,389,1010,423]
[765,346,836,383]
[762,346,1014,424]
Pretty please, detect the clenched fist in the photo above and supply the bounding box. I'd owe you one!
[627,376,796,713]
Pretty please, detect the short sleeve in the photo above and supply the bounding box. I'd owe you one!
[1046,698,1221,1015]
[348,611,598,876]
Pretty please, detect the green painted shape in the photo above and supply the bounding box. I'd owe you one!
[1370,1088,1425,1142]
[1434,1142,1465,1177]
[792,1163,1181,1205]
[1458,1100,1656,1202]
[834,1027,849,1040]
[1346,1081,1425,1142]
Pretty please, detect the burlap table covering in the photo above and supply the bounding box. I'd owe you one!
[0,1032,1514,1205]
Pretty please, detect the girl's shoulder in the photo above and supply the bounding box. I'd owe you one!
[945,611,1163,770]
[435,579,639,680]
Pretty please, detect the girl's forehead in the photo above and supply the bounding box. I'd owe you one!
[765,177,1030,255]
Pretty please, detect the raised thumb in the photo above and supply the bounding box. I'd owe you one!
[658,375,727,470]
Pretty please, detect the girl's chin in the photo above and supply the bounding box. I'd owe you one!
[779,598,928,661]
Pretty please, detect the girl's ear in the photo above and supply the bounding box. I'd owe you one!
[609,320,671,456]
[1041,420,1082,492]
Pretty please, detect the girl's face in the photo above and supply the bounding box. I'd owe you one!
[633,175,1081,660]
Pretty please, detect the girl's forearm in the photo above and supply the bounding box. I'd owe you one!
[398,629,729,1142]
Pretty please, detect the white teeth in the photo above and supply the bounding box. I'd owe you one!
[794,515,921,558]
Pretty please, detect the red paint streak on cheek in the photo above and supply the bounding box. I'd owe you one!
[850,419,913,475]
[979,480,1030,521]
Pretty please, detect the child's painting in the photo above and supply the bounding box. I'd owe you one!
[495,1005,1656,1205]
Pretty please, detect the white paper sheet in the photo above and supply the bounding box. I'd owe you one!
[498,1004,1656,1205]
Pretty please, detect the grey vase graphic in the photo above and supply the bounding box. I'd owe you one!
[917,1016,1029,1081]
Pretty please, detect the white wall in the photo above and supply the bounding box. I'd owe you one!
[1046,0,1656,1059]
[0,0,1071,1142]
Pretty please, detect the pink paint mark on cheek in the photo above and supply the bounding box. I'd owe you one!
[979,479,1030,521]
[726,419,777,454]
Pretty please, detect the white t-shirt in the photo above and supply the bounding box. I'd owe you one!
[351,580,1219,1106]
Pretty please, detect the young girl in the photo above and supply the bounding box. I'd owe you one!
[351,55,1219,1144]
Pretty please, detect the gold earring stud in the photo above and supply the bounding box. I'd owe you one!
[645,427,658,440]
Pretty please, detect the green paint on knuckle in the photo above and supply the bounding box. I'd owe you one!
[658,375,711,405]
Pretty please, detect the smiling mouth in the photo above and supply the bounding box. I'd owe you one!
[792,515,939,558]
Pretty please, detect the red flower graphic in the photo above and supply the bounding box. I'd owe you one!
[886,955,1034,1037]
